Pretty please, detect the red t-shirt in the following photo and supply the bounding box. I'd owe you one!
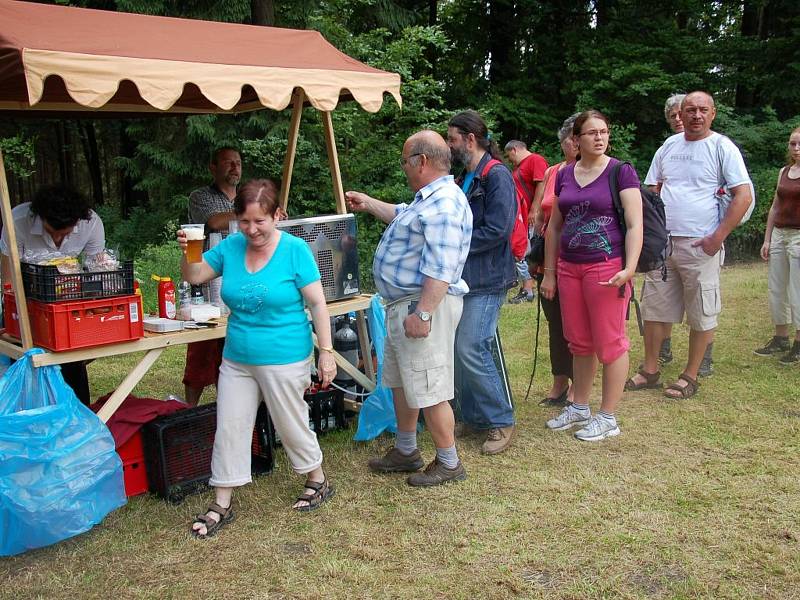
[513,153,548,217]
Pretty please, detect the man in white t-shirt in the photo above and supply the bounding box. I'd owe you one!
[626,91,753,399]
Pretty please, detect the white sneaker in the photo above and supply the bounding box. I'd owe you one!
[545,404,590,431]
[574,415,621,442]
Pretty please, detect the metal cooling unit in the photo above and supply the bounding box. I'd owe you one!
[277,213,360,302]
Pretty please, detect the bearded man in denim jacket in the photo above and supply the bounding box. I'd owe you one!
[447,110,518,455]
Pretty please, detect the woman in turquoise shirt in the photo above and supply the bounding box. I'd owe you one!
[179,179,337,539]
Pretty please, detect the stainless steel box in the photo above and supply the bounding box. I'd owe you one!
[277,213,360,302]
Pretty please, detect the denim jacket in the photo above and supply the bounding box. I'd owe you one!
[457,152,517,295]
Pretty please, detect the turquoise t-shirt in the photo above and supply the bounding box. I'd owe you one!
[460,171,476,194]
[203,231,321,365]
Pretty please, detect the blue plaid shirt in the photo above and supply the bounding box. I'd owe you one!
[373,175,472,302]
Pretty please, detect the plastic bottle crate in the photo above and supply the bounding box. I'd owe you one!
[270,387,346,447]
[142,403,274,504]
[117,431,149,497]
[21,260,135,302]
[3,292,143,351]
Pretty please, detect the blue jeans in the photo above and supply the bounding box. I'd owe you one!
[454,293,515,428]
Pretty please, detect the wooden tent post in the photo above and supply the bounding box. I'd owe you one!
[0,150,33,349]
[321,111,347,215]
[279,89,305,213]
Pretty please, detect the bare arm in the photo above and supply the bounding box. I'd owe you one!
[761,168,783,261]
[530,168,550,232]
[696,182,753,256]
[539,198,563,300]
[177,229,218,285]
[301,280,337,388]
[206,211,236,231]
[345,191,398,224]
[601,187,643,287]
[403,276,449,339]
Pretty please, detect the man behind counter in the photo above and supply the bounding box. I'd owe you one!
[0,183,106,405]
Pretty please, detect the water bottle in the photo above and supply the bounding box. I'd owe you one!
[177,281,191,307]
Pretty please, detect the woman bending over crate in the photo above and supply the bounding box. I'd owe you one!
[178,179,337,539]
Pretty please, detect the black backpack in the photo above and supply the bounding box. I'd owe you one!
[609,162,669,282]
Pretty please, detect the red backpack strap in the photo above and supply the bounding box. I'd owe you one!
[479,158,503,180]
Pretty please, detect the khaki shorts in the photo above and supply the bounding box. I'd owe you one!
[640,237,724,332]
[382,294,463,409]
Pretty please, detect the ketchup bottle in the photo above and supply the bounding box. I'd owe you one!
[151,275,176,319]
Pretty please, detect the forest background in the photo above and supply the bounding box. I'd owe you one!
[1,0,798,296]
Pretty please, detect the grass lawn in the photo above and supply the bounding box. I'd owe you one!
[1,261,798,599]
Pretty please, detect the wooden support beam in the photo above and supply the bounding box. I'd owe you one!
[96,347,165,423]
[0,150,33,349]
[279,89,305,213]
[321,111,347,215]
[312,332,375,392]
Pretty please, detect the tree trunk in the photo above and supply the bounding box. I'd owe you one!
[251,0,275,26]
[119,126,147,219]
[488,0,518,85]
[79,121,104,207]
[56,121,75,187]
[735,0,758,110]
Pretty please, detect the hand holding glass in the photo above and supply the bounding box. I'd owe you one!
[181,224,205,263]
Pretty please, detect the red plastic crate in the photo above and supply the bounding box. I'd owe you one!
[3,292,143,351]
[117,431,148,497]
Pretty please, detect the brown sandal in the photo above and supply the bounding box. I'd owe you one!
[625,368,662,391]
[293,478,335,512]
[664,373,700,400]
[190,501,235,539]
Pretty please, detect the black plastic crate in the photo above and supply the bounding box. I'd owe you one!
[142,403,274,503]
[21,259,134,302]
[270,388,346,447]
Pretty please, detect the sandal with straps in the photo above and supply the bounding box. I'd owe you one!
[190,501,235,539]
[664,373,700,400]
[625,368,662,391]
[293,477,335,512]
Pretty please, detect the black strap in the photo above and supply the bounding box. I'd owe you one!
[607,161,629,298]
[523,279,542,402]
[513,169,535,206]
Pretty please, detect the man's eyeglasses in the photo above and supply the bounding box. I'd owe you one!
[399,153,423,167]
[579,129,610,138]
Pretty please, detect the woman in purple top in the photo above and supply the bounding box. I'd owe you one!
[540,110,643,442]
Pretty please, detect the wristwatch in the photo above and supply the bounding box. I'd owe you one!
[414,310,432,322]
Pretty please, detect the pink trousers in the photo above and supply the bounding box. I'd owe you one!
[557,257,631,365]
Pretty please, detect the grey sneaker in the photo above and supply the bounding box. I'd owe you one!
[545,404,590,431]
[779,341,800,365]
[754,336,791,356]
[406,458,467,487]
[574,415,621,442]
[368,447,424,473]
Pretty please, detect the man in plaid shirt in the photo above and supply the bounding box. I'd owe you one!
[346,130,473,487]
[183,147,241,405]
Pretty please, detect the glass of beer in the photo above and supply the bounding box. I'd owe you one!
[181,224,205,263]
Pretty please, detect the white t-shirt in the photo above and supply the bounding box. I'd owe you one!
[0,202,105,258]
[645,132,751,237]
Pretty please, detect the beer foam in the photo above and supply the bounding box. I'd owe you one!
[183,228,205,240]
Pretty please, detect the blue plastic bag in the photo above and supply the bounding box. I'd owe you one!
[0,349,126,556]
[353,295,397,441]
